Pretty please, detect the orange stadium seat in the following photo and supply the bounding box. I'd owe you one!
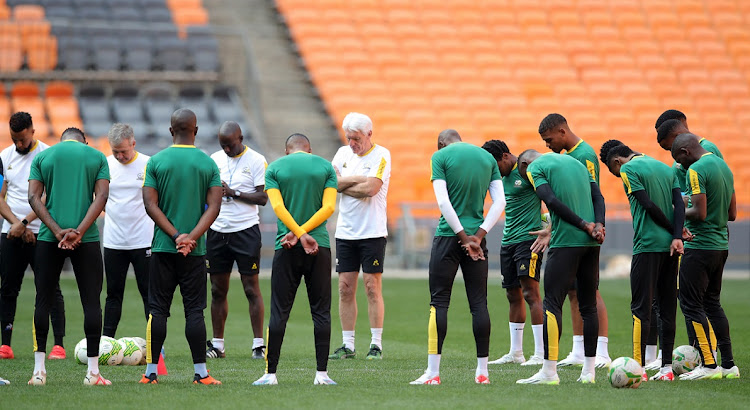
[12,5,43,21]
[25,35,56,71]
[173,7,209,26]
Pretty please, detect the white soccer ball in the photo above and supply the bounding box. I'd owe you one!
[672,345,701,375]
[541,212,551,229]
[131,337,147,365]
[74,338,87,365]
[99,336,124,366]
[118,337,144,366]
[608,357,643,388]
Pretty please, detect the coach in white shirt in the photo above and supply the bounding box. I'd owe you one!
[205,121,268,360]
[102,123,153,338]
[329,112,391,361]
[0,112,66,359]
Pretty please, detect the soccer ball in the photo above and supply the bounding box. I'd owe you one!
[118,337,144,366]
[99,336,124,366]
[74,338,87,365]
[672,345,701,375]
[131,337,147,365]
[541,212,551,229]
[608,357,643,388]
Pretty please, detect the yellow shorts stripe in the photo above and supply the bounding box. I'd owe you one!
[428,306,438,355]
[146,313,153,363]
[529,252,539,279]
[32,313,38,352]
[264,326,269,374]
[708,319,717,352]
[545,310,558,361]
[632,315,642,363]
[692,321,715,366]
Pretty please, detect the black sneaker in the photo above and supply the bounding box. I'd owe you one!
[206,340,225,359]
[252,346,265,359]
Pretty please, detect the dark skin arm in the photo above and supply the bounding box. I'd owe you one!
[686,193,707,222]
[728,192,737,222]
[221,182,268,206]
[631,189,673,232]
[535,184,603,243]
[58,179,110,249]
[0,180,40,240]
[28,180,75,242]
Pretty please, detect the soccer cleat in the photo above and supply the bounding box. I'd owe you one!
[721,366,740,379]
[48,345,66,360]
[475,374,490,384]
[193,373,222,385]
[489,351,525,365]
[139,373,158,384]
[83,371,111,386]
[595,355,612,369]
[650,368,674,381]
[577,373,595,384]
[365,344,382,360]
[0,376,9,385]
[251,346,265,360]
[0,345,14,359]
[644,359,662,371]
[252,373,278,385]
[521,355,544,366]
[205,340,225,359]
[328,345,355,360]
[28,371,46,386]
[679,366,722,380]
[313,374,337,385]
[516,370,560,385]
[410,372,441,385]
[557,353,584,367]
[641,372,648,382]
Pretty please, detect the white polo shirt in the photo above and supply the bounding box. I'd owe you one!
[332,144,391,240]
[210,146,267,233]
[103,152,154,249]
[1,140,48,234]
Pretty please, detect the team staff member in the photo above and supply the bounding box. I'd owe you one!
[206,121,268,360]
[29,127,110,386]
[603,141,684,381]
[252,134,338,386]
[0,112,66,360]
[671,134,738,380]
[330,113,390,361]
[482,140,545,367]
[516,150,605,385]
[102,124,153,338]
[140,109,222,385]
[536,113,610,368]
[411,130,505,386]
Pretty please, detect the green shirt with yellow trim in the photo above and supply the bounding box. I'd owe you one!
[430,142,501,237]
[143,145,222,256]
[565,139,599,185]
[620,155,679,254]
[684,153,734,251]
[526,153,598,248]
[673,138,723,193]
[501,163,543,245]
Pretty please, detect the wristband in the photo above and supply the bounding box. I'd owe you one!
[21,219,28,226]
[171,232,181,241]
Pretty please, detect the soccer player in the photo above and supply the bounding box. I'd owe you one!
[536,113,611,368]
[252,133,337,386]
[102,124,153,338]
[515,149,605,385]
[140,109,223,385]
[481,140,545,366]
[670,133,738,380]
[603,141,684,381]
[28,127,110,386]
[411,130,505,385]
[0,112,66,360]
[206,121,268,360]
[329,113,390,360]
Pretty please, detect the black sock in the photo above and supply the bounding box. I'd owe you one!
[54,335,64,347]
[1,322,11,346]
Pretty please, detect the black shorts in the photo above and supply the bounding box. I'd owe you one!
[335,237,387,274]
[149,252,207,317]
[500,240,543,289]
[206,225,261,275]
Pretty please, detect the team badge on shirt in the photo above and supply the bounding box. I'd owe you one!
[137,172,145,181]
[515,180,522,187]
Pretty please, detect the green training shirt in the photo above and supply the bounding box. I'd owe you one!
[430,142,501,237]
[501,163,543,245]
[526,153,597,248]
[565,139,599,185]
[672,138,723,193]
[684,153,734,251]
[265,151,337,250]
[29,140,109,243]
[620,155,679,254]
[143,145,221,256]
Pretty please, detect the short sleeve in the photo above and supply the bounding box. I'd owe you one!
[264,163,278,191]
[368,150,390,181]
[331,147,344,170]
[585,159,598,184]
[430,151,445,181]
[0,157,4,177]
[209,161,221,188]
[252,155,267,187]
[671,172,680,190]
[526,162,548,190]
[688,167,705,195]
[97,153,110,181]
[143,157,157,188]
[324,162,338,189]
[29,154,42,181]
[490,158,502,181]
[621,165,643,194]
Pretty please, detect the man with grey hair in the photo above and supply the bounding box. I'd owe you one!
[329,112,391,360]
[102,123,153,338]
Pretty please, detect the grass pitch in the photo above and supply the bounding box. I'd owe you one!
[1,274,748,409]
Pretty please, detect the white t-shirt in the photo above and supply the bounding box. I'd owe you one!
[1,140,48,234]
[103,152,154,249]
[210,146,267,233]
[331,144,391,240]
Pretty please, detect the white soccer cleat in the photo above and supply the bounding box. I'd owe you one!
[577,372,595,384]
[0,376,9,385]
[410,372,441,385]
[679,366,722,380]
[28,371,46,386]
[475,374,490,384]
[557,352,584,367]
[595,355,612,369]
[721,366,740,379]
[252,373,278,385]
[650,368,675,381]
[516,370,559,385]
[313,374,337,385]
[521,355,544,366]
[644,359,662,371]
[83,371,111,386]
[488,351,525,365]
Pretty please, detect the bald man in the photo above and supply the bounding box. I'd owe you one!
[206,121,268,360]
[140,109,223,385]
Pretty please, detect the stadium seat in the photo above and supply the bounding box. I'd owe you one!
[123,35,153,71]
[142,83,175,125]
[13,5,44,21]
[91,36,122,71]
[111,85,145,123]
[155,37,188,71]
[57,35,88,70]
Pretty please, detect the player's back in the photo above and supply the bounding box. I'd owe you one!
[685,153,734,251]
[673,138,723,193]
[501,164,542,245]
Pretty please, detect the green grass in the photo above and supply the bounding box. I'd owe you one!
[2,275,749,409]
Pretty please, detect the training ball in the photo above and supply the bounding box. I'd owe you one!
[608,357,643,388]
[118,337,144,366]
[541,212,551,229]
[672,345,701,375]
[99,336,124,366]
[74,338,88,365]
[131,337,147,365]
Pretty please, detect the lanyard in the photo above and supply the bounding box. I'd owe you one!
[225,145,246,187]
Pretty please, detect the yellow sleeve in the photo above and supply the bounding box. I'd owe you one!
[300,187,337,234]
[267,188,305,238]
